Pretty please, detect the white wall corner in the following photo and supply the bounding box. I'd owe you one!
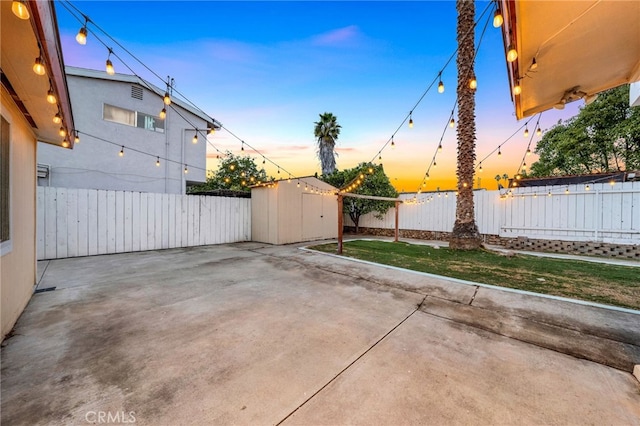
[630,81,640,107]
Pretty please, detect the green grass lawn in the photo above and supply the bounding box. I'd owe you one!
[310,240,640,310]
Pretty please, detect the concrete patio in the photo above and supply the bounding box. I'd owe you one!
[1,241,639,425]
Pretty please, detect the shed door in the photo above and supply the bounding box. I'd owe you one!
[302,193,323,241]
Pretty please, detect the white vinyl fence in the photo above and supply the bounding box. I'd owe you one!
[347,181,640,245]
[37,187,251,260]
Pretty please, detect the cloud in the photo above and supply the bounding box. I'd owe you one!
[310,25,363,48]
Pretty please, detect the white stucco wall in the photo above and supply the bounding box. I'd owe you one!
[37,71,209,194]
[1,87,37,339]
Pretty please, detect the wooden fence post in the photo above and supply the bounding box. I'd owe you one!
[394,200,400,242]
[337,194,344,254]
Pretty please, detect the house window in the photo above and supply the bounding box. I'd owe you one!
[136,111,165,133]
[1,115,10,243]
[103,104,164,133]
[103,104,135,126]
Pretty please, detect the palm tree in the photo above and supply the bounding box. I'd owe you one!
[494,174,502,188]
[314,112,341,176]
[450,0,482,250]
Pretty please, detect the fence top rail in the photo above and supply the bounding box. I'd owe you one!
[339,193,403,202]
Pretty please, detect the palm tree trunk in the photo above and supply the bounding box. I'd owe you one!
[450,0,482,250]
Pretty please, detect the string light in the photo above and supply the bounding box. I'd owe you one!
[58,126,67,138]
[391,136,395,149]
[61,138,70,148]
[12,0,30,19]
[438,73,445,93]
[46,84,57,104]
[513,82,522,96]
[493,8,503,27]
[522,162,527,170]
[119,146,124,157]
[498,146,502,156]
[449,117,455,128]
[76,21,88,45]
[159,108,166,119]
[74,132,80,144]
[585,184,590,191]
[526,148,531,156]
[192,132,198,144]
[524,126,529,138]
[53,111,62,124]
[479,162,483,172]
[241,141,244,151]
[536,127,542,136]
[469,75,477,90]
[163,91,171,106]
[105,48,115,75]
[408,112,414,128]
[33,55,45,76]
[156,156,160,167]
[507,45,518,62]
[437,143,442,153]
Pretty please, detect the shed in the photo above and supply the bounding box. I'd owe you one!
[251,177,338,245]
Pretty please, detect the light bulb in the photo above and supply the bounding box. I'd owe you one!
[53,112,62,124]
[536,127,541,136]
[408,117,413,128]
[493,9,503,28]
[513,84,521,95]
[12,1,30,19]
[530,57,538,71]
[59,127,66,137]
[522,162,527,170]
[33,57,45,75]
[433,161,437,167]
[469,77,477,90]
[438,144,442,153]
[163,92,171,105]
[391,140,395,149]
[156,157,161,167]
[585,184,590,191]
[507,45,518,62]
[498,147,502,156]
[119,147,124,157]
[479,163,483,172]
[184,166,188,174]
[192,133,198,144]
[76,26,88,45]
[47,88,56,104]
[438,80,445,93]
[74,133,80,143]
[527,148,531,156]
[449,118,455,128]
[61,139,69,148]
[105,59,115,75]
[524,127,529,137]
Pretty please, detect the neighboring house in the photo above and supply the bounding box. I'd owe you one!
[1,0,75,339]
[38,66,218,194]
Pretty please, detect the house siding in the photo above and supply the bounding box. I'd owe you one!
[1,88,37,338]
[37,71,209,194]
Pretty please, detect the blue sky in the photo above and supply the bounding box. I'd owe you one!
[56,1,581,191]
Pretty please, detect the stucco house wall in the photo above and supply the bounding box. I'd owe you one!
[38,67,215,194]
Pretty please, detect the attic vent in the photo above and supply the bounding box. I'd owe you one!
[131,86,143,100]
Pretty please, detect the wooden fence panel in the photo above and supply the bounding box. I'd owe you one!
[37,188,251,260]
[345,183,640,244]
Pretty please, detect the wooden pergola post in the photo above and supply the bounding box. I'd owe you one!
[394,200,400,242]
[337,193,344,254]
